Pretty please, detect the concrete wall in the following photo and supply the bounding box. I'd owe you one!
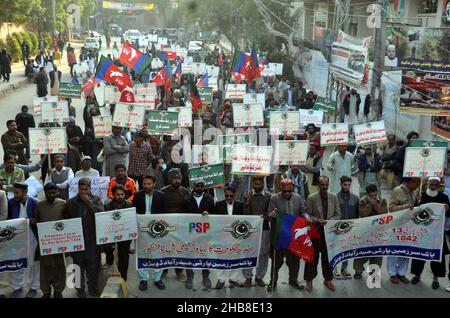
[0,23,26,43]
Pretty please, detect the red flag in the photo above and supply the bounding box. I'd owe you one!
[231,72,244,84]
[96,56,132,91]
[218,50,223,67]
[190,82,202,113]
[120,89,136,103]
[151,64,172,93]
[118,42,152,74]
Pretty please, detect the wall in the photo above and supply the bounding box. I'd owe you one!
[0,23,26,43]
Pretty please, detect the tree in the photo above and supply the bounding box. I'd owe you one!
[0,0,41,24]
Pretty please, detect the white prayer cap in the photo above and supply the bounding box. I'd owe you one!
[387,44,396,50]
[428,177,441,182]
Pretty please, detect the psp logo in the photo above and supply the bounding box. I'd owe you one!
[372,215,393,225]
[189,222,211,234]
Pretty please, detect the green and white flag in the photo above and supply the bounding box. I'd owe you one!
[58,82,82,99]
[147,110,179,135]
[313,97,337,114]
[188,164,225,189]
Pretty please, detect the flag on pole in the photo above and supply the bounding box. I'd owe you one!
[197,73,209,88]
[95,56,132,91]
[174,63,182,86]
[190,81,203,114]
[118,42,152,74]
[152,63,172,93]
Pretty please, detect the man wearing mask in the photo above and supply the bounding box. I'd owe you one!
[1,120,28,165]
[334,176,359,280]
[133,175,166,291]
[327,145,356,194]
[214,186,244,289]
[44,154,74,200]
[267,179,306,292]
[411,177,450,290]
[161,168,189,282]
[75,156,100,178]
[242,176,272,288]
[104,185,134,282]
[304,176,341,292]
[8,183,39,298]
[104,126,130,178]
[32,183,67,298]
[107,164,137,202]
[184,178,216,289]
[146,157,166,190]
[354,184,387,279]
[388,177,421,285]
[63,178,104,298]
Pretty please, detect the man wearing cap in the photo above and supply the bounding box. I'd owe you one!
[184,177,216,289]
[128,130,154,189]
[44,154,74,200]
[411,177,450,290]
[267,179,307,292]
[75,155,100,178]
[63,178,104,298]
[7,182,40,298]
[32,183,67,298]
[160,168,190,283]
[103,126,129,178]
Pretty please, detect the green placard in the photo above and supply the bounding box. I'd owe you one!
[198,87,213,103]
[408,140,448,148]
[188,164,225,189]
[58,82,82,99]
[147,110,179,135]
[313,97,336,114]
[219,133,253,163]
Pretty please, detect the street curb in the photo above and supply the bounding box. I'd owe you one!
[0,77,31,98]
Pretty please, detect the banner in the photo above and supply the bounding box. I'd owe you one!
[37,218,85,256]
[400,70,450,116]
[58,82,82,99]
[102,1,155,11]
[133,95,156,111]
[104,85,120,104]
[354,121,387,145]
[261,63,283,77]
[225,84,246,100]
[325,203,446,269]
[231,145,272,176]
[192,62,207,75]
[233,103,264,128]
[206,65,219,77]
[0,218,29,272]
[112,103,146,129]
[299,109,324,127]
[29,127,67,155]
[172,107,193,128]
[188,164,225,189]
[25,175,43,198]
[243,93,265,105]
[330,30,371,84]
[386,25,450,72]
[133,83,157,96]
[147,110,179,135]
[95,208,138,245]
[41,101,70,124]
[181,63,193,74]
[93,116,112,139]
[320,123,349,146]
[136,214,263,270]
[69,177,110,204]
[431,116,450,140]
[269,111,301,135]
[33,96,58,116]
[403,140,447,178]
[198,87,213,103]
[219,133,253,163]
[313,96,337,114]
[273,140,309,166]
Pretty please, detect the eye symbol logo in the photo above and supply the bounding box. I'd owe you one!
[329,221,354,235]
[0,226,23,242]
[54,222,66,231]
[112,211,122,221]
[411,207,439,226]
[141,220,175,239]
[224,221,257,240]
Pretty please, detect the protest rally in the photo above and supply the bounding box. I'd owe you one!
[0,0,449,300]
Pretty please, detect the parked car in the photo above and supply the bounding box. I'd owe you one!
[83,37,100,50]
[123,29,142,43]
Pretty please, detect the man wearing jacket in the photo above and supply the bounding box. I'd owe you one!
[133,175,166,291]
[184,178,215,290]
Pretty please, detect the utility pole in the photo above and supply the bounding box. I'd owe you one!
[52,0,57,27]
[370,0,383,120]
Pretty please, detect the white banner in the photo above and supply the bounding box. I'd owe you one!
[225,84,246,100]
[29,127,67,155]
[273,140,309,166]
[33,96,58,116]
[69,177,111,204]
[192,62,207,76]
[0,218,29,272]
[243,93,265,105]
[320,123,349,146]
[93,116,112,139]
[206,65,220,77]
[95,208,138,245]
[269,111,301,135]
[41,101,70,124]
[299,109,324,127]
[233,103,264,128]
[112,103,146,130]
[354,121,387,145]
[192,145,221,165]
[404,148,446,178]
[173,107,193,128]
[37,218,85,256]
[231,145,272,176]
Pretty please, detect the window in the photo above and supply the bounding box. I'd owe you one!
[418,0,438,14]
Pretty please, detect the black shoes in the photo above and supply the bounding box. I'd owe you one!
[76,289,87,298]
[139,281,148,291]
[289,280,305,291]
[154,280,166,290]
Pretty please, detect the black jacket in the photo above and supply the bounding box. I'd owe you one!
[184,193,215,214]
[104,199,133,212]
[132,190,166,215]
[15,111,36,137]
[49,70,62,88]
[343,93,361,115]
[215,200,244,215]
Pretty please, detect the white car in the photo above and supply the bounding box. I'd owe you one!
[84,37,100,50]
[123,30,142,43]
[188,41,203,52]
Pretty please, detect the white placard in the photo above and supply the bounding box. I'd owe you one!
[244,93,265,105]
[112,103,146,129]
[320,123,349,146]
[192,145,221,164]
[29,127,67,155]
[225,84,246,100]
[173,106,193,127]
[299,109,324,127]
[148,34,158,43]
[273,140,310,165]
[192,63,207,75]
[93,116,112,139]
[95,208,138,245]
[104,85,120,104]
[25,176,43,198]
[233,103,264,128]
[269,111,301,135]
[182,63,193,74]
[403,148,446,178]
[231,145,272,176]
[354,121,387,145]
[37,218,85,256]
[41,101,70,124]
[69,177,111,204]
[158,37,168,46]
[133,83,157,96]
[33,96,58,116]
[206,65,219,77]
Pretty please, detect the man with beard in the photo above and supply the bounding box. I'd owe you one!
[107,164,137,202]
[410,177,450,290]
[32,183,67,298]
[1,120,28,165]
[133,175,166,291]
[160,168,190,283]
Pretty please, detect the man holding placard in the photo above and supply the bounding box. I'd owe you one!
[33,183,67,298]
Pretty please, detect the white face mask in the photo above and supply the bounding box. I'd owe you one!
[426,188,439,198]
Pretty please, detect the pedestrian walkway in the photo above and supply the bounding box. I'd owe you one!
[0,62,30,98]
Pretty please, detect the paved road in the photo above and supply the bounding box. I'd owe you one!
[0,40,449,298]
